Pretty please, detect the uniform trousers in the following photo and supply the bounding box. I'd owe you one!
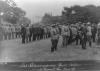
[51,39,58,52]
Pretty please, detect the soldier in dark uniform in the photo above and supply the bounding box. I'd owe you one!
[40,27,44,39]
[42,26,45,39]
[29,26,33,42]
[68,25,72,44]
[21,25,26,44]
[32,26,35,41]
[36,27,40,40]
[91,24,97,42]
[81,24,88,49]
[50,25,59,52]
[43,27,47,39]
[76,24,83,45]
[15,27,18,38]
[25,26,30,43]
[46,27,49,38]
[0,25,4,41]
[47,27,50,38]
[97,23,100,45]
[32,26,37,41]
[58,25,62,35]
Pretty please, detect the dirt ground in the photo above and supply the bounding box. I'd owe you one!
[0,37,100,62]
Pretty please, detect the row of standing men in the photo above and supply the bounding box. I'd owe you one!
[50,22,97,52]
[21,25,51,43]
[21,23,97,52]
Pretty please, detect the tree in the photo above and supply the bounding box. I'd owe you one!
[62,5,100,24]
[62,5,89,24]
[19,17,31,26]
[85,5,100,23]
[41,13,52,25]
[41,13,62,25]
[0,0,26,24]
[3,7,26,24]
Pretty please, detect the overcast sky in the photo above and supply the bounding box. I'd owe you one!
[14,0,100,22]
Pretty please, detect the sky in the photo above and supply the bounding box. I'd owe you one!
[14,0,100,23]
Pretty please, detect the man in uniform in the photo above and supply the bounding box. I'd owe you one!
[61,25,66,47]
[43,27,47,39]
[76,23,83,45]
[87,22,92,47]
[37,27,41,40]
[21,25,26,44]
[15,26,19,38]
[81,23,88,49]
[32,26,36,41]
[0,25,4,41]
[39,26,43,40]
[47,26,51,38]
[25,26,30,43]
[91,24,97,42]
[50,25,60,52]
[61,24,70,47]
[29,25,33,42]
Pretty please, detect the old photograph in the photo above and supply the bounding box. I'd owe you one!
[0,0,100,71]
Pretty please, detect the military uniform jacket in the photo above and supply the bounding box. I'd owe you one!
[50,28,59,40]
[87,26,92,36]
[61,26,70,36]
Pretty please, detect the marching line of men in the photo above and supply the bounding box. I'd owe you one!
[21,22,97,52]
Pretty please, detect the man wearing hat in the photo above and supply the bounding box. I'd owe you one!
[86,22,92,47]
[0,25,4,41]
[21,25,26,44]
[81,23,88,49]
[91,24,97,42]
[97,23,100,45]
[76,22,82,45]
[29,25,33,42]
[50,25,60,52]
[61,24,70,47]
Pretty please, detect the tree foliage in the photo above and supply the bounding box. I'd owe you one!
[41,13,62,25]
[19,17,31,26]
[0,0,26,25]
[62,5,100,24]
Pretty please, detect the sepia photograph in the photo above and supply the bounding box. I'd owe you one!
[0,0,100,71]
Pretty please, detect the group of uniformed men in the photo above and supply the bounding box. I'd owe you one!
[50,22,97,52]
[21,25,51,44]
[21,22,98,52]
[0,25,21,40]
